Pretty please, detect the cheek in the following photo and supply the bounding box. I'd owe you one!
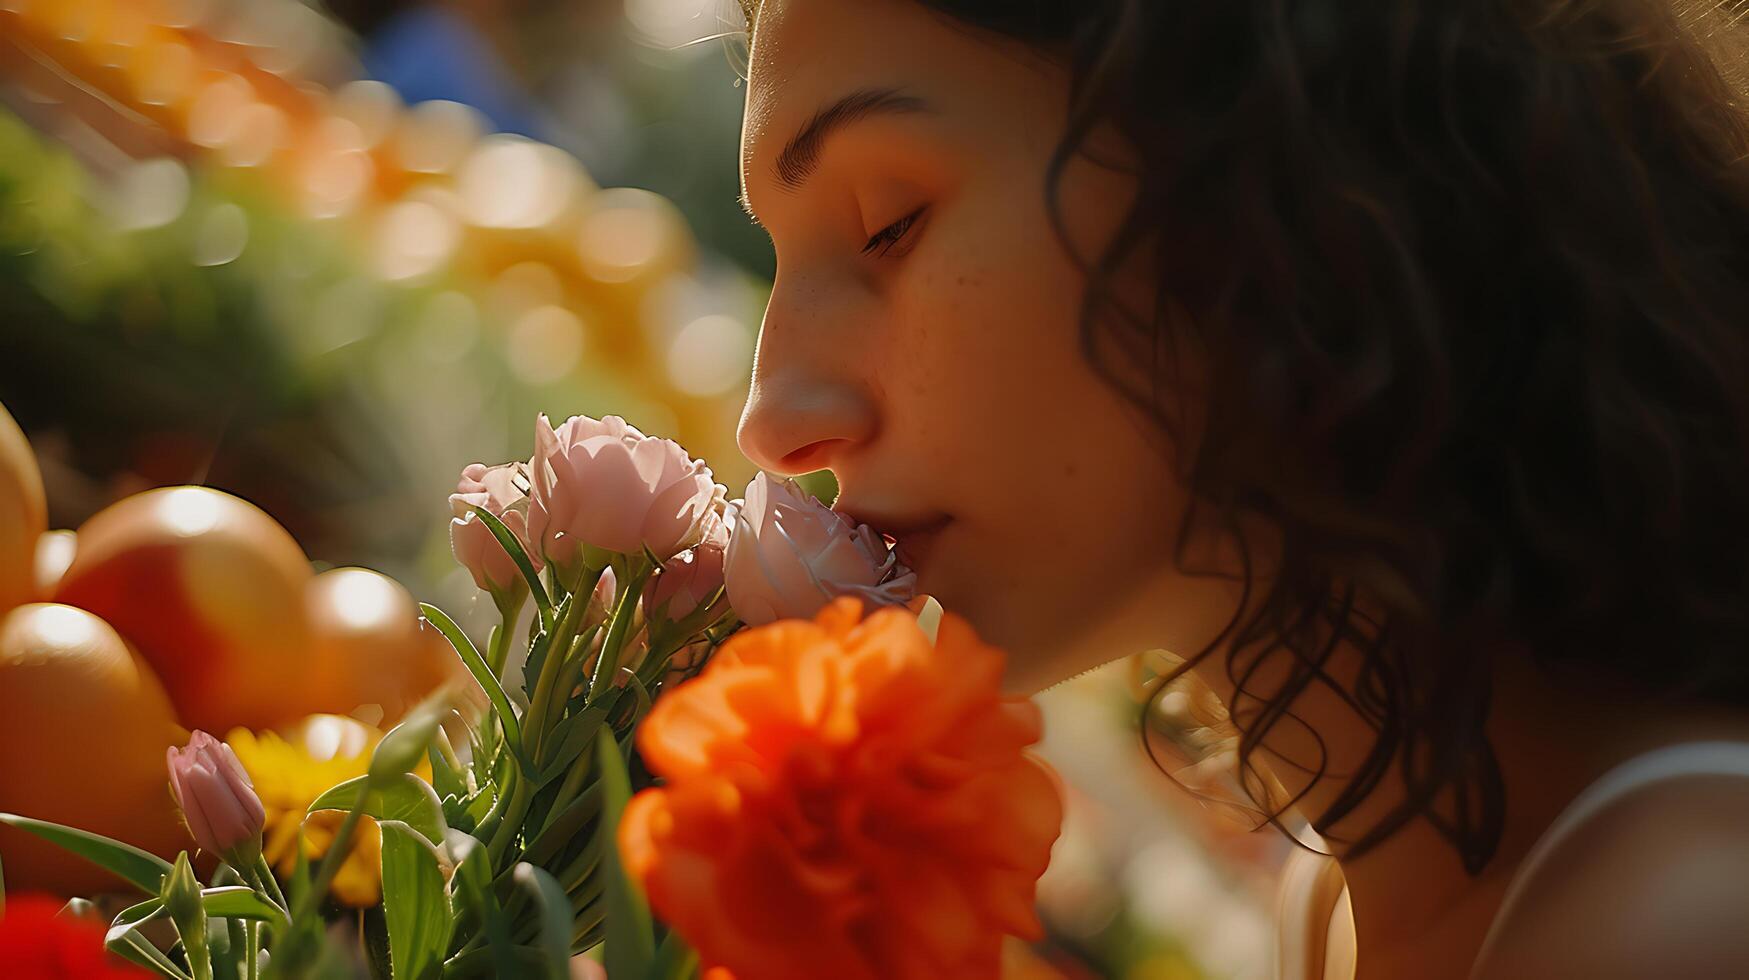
[883,185,1181,553]
[885,192,1090,434]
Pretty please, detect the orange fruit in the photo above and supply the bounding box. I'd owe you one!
[0,603,187,896]
[54,486,315,733]
[305,566,417,722]
[0,401,46,616]
[34,528,77,597]
[305,567,474,724]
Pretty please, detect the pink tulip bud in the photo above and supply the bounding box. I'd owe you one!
[588,565,619,623]
[723,473,916,626]
[166,730,265,864]
[526,415,719,578]
[644,503,732,621]
[449,461,542,597]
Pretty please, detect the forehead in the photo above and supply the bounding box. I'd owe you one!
[738,0,1030,182]
[741,0,890,170]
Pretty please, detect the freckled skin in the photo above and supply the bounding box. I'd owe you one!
[734,0,1246,692]
[736,9,1749,980]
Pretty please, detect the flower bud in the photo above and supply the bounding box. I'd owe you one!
[163,850,210,979]
[163,850,204,924]
[588,565,618,624]
[449,461,540,601]
[644,504,731,622]
[167,730,266,867]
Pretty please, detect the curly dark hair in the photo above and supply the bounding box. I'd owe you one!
[739,0,1749,873]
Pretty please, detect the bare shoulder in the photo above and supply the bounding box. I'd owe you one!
[1474,770,1749,979]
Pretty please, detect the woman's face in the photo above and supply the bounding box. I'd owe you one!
[736,0,1241,691]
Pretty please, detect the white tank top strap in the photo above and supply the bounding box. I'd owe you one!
[1474,739,1749,968]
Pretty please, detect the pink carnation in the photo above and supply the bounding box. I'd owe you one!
[527,415,719,578]
[723,473,915,626]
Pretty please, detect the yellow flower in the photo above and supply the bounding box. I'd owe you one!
[226,714,430,907]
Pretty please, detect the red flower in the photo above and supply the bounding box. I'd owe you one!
[620,598,1063,980]
[0,894,151,978]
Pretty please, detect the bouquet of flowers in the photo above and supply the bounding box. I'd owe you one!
[0,414,1063,980]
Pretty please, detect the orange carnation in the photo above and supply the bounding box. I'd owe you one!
[619,597,1063,980]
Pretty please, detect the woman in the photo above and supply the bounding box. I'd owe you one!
[731,0,1749,977]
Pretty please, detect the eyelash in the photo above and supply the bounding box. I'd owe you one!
[861,206,926,258]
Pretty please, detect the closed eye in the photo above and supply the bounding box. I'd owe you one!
[862,206,926,257]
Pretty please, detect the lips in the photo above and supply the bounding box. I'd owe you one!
[890,521,949,571]
[835,506,951,572]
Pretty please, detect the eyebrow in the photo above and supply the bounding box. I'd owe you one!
[739,87,933,222]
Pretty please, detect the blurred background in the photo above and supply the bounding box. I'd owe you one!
[0,1,1300,975]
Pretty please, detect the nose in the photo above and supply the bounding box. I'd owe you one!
[736,271,879,476]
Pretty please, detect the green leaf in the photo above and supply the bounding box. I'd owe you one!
[420,603,526,763]
[210,915,242,980]
[289,826,312,910]
[0,812,172,894]
[200,886,282,922]
[441,945,555,976]
[472,505,552,616]
[558,831,606,899]
[113,897,165,927]
[370,697,448,786]
[535,702,612,788]
[458,786,497,833]
[449,834,516,979]
[428,731,468,804]
[163,852,211,980]
[58,897,100,921]
[646,931,700,980]
[521,625,555,703]
[621,671,653,727]
[106,899,190,980]
[525,781,603,866]
[596,734,654,980]
[512,864,572,980]
[379,821,450,980]
[363,908,393,980]
[538,626,604,746]
[110,931,191,979]
[307,773,448,847]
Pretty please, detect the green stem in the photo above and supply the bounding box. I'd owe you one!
[588,562,653,703]
[485,766,531,867]
[541,629,598,737]
[485,623,511,681]
[301,803,365,919]
[185,935,213,980]
[527,566,599,762]
[246,921,259,980]
[545,731,598,824]
[251,855,288,915]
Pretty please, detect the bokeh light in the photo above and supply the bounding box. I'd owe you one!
[106,156,189,231]
[191,202,248,266]
[507,304,588,385]
[392,99,486,175]
[666,313,752,397]
[459,135,588,230]
[372,199,461,282]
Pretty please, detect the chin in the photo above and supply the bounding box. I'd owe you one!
[925,582,1061,693]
